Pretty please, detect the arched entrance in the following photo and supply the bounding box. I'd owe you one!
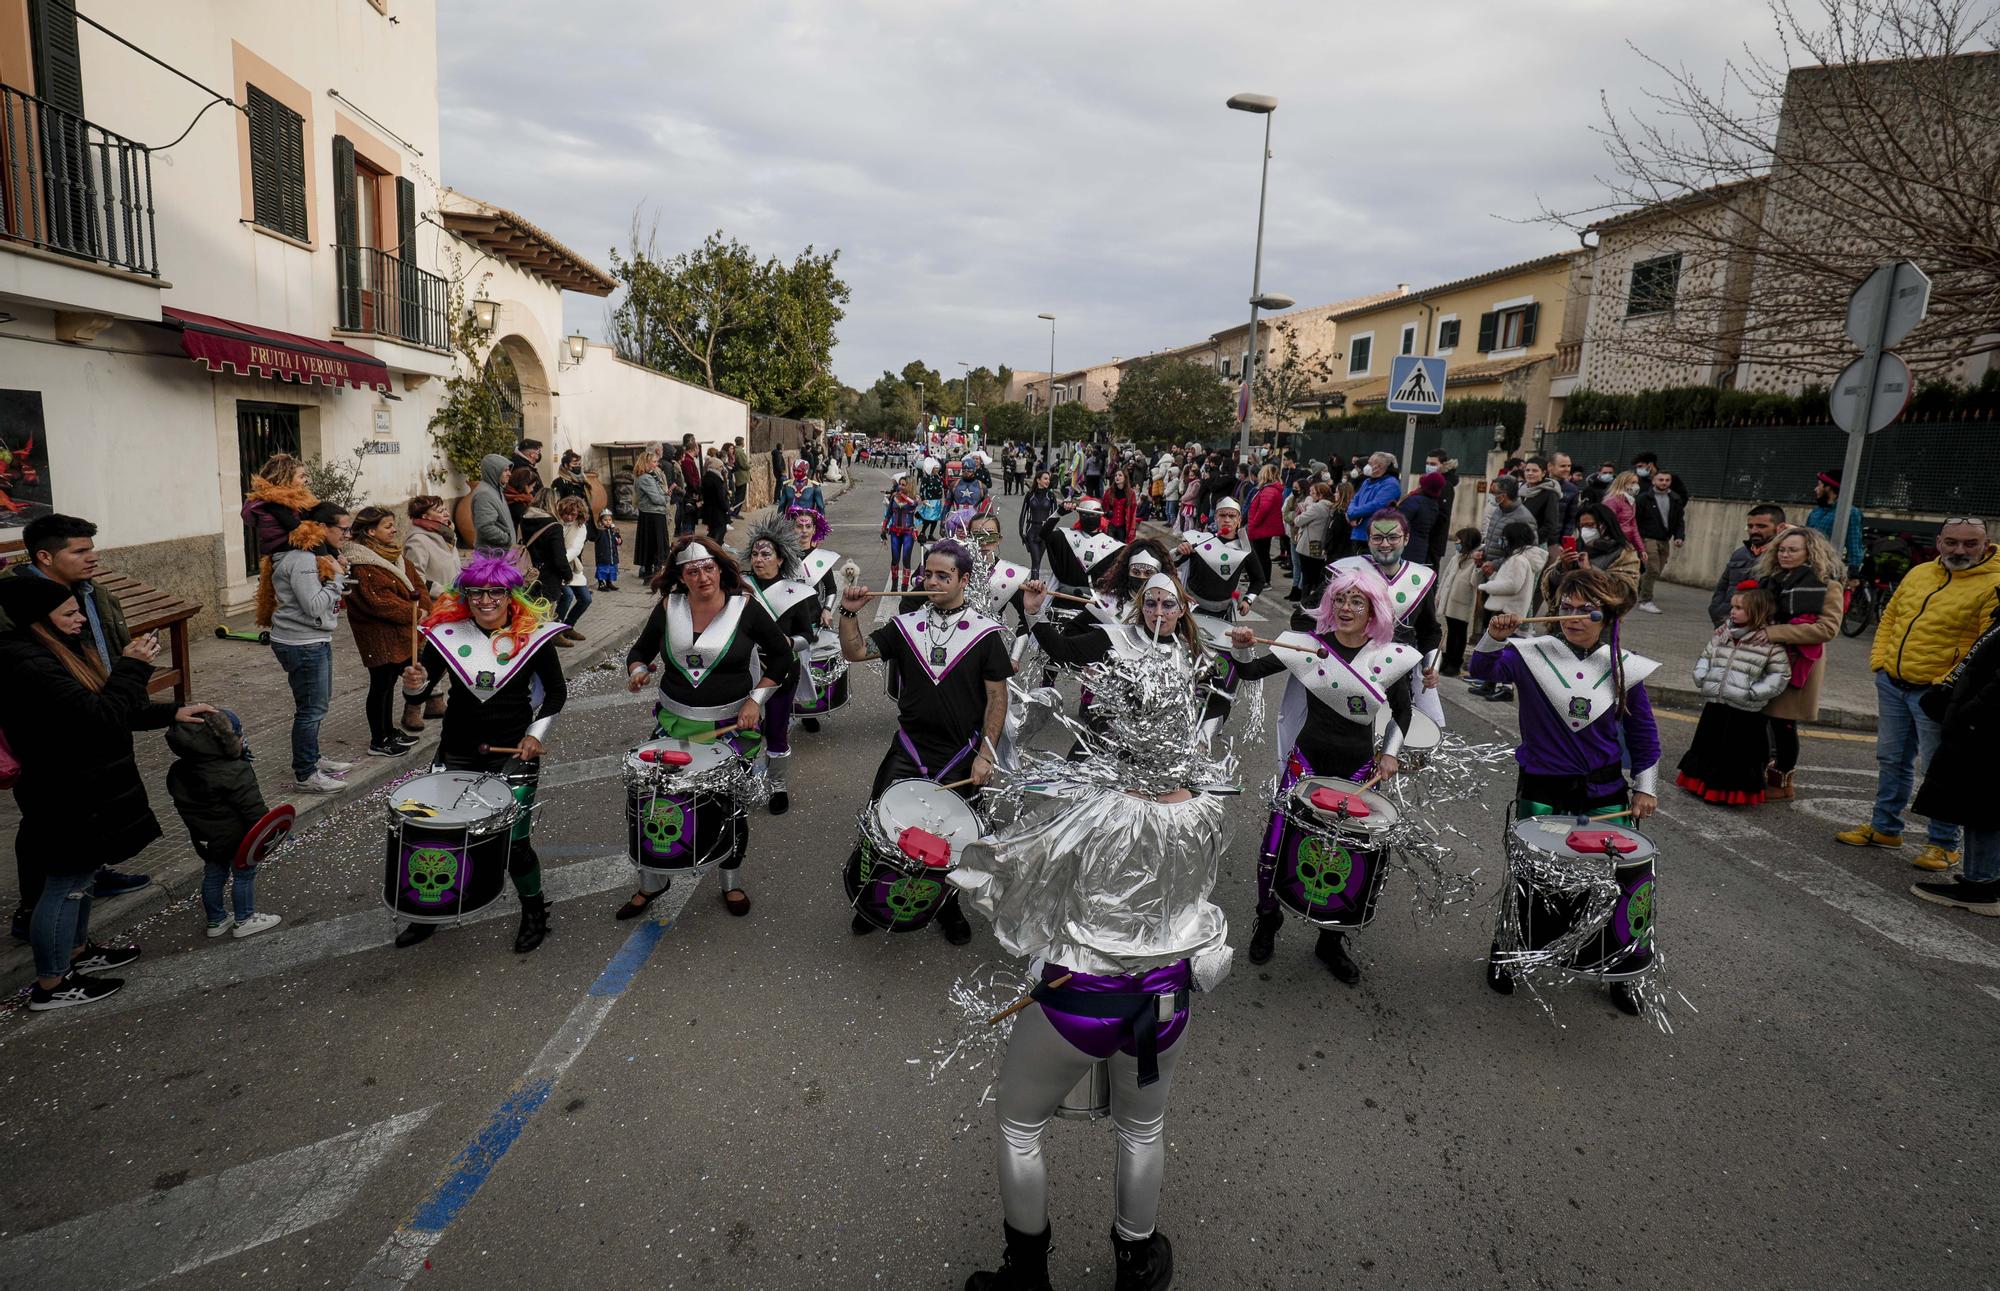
[486,333,552,445]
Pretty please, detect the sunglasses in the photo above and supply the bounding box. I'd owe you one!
[463,588,511,603]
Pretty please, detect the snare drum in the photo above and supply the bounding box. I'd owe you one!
[625,737,745,878]
[1505,816,1659,979]
[1374,706,1442,770]
[846,779,984,932]
[1271,778,1401,928]
[794,630,850,717]
[1056,1060,1111,1122]
[382,771,518,923]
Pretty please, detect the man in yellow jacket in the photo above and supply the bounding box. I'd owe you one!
[1839,518,2000,869]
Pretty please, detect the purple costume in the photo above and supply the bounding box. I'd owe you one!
[1468,631,1663,806]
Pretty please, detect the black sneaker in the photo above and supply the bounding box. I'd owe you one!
[71,942,141,973]
[91,868,151,899]
[8,905,26,943]
[1910,877,2000,916]
[801,718,821,734]
[1482,684,1516,703]
[1247,909,1283,965]
[368,739,413,758]
[934,899,973,946]
[28,971,124,1011]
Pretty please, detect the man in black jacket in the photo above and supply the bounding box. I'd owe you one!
[1635,469,1688,612]
[1708,504,1786,626]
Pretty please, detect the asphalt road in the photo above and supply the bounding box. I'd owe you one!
[2,466,1995,1291]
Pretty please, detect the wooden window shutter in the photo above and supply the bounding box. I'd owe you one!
[27,0,85,116]
[248,88,281,232]
[1520,302,1540,347]
[395,175,420,341]
[333,135,359,329]
[395,176,415,257]
[248,87,308,242]
[1476,312,1498,352]
[278,104,306,240]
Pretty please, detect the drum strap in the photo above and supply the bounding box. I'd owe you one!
[896,729,976,782]
[1029,985,1190,1087]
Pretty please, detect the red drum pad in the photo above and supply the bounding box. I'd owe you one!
[1566,828,1639,855]
[1308,787,1372,819]
[639,748,694,766]
[898,827,953,869]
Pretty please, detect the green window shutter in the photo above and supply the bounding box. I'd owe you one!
[27,0,85,116]
[248,87,308,242]
[278,105,306,240]
[1476,312,1498,352]
[395,175,421,343]
[1520,302,1540,348]
[248,87,280,232]
[333,135,359,329]
[395,175,416,256]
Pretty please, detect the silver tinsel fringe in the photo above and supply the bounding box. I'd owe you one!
[1262,776,1476,919]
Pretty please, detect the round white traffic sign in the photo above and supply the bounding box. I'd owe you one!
[1828,352,1911,435]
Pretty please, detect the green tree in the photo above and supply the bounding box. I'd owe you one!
[608,221,850,419]
[982,400,1033,445]
[1109,358,1235,449]
[427,267,521,485]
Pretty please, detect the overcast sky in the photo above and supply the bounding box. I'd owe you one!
[437,0,1783,389]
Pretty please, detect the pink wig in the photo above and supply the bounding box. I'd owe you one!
[788,506,830,543]
[1311,563,1396,645]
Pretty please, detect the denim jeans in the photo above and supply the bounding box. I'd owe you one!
[1871,672,1957,847]
[202,861,256,924]
[558,583,593,628]
[271,641,333,781]
[1962,828,1999,884]
[31,871,92,979]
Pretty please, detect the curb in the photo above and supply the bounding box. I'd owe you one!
[1,628,641,982]
[1644,681,1878,733]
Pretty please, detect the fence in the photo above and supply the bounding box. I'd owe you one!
[1540,421,2000,517]
[335,243,450,352]
[0,82,157,277]
[1291,424,1496,474]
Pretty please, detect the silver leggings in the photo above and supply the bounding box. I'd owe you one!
[993,1002,1184,1241]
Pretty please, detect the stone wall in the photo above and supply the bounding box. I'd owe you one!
[101,532,229,634]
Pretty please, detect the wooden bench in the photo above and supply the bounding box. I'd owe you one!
[1,540,202,705]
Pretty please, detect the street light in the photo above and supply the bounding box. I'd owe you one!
[471,296,498,332]
[957,360,974,449]
[560,332,588,368]
[1227,92,1278,456]
[1037,312,1056,472]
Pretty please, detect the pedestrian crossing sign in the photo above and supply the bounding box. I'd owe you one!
[1385,355,1447,415]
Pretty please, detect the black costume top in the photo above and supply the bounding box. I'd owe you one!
[410,619,569,762]
[1238,633,1416,778]
[869,602,1012,772]
[628,593,799,721]
[1037,511,1122,592]
[746,572,822,650]
[1175,528,1254,619]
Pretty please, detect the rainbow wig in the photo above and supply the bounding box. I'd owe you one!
[1311,562,1396,646]
[424,548,552,650]
[787,506,830,544]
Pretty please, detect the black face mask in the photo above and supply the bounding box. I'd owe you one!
[1076,514,1100,534]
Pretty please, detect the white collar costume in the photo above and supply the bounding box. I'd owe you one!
[1060,525,1122,575]
[1268,630,1422,774]
[1509,633,1661,733]
[801,548,842,586]
[663,593,748,690]
[1181,529,1249,582]
[421,618,569,706]
[888,601,1005,685]
[981,556,1030,618]
[749,576,817,624]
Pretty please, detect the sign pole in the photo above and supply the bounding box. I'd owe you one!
[1831,296,1889,576]
[1401,413,1418,485]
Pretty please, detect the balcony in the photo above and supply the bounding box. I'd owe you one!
[336,243,450,354]
[1555,339,1583,377]
[0,82,157,279]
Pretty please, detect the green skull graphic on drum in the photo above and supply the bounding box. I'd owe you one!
[1295,835,1354,908]
[406,847,460,904]
[1625,878,1655,946]
[643,798,687,859]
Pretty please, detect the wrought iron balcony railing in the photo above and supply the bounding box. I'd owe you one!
[336,242,450,353]
[0,82,158,277]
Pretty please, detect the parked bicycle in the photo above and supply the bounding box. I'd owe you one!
[1841,530,1934,637]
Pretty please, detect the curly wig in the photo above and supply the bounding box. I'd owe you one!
[787,506,830,544]
[1310,562,1396,646]
[740,511,805,581]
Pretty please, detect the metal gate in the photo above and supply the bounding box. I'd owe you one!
[237,401,302,575]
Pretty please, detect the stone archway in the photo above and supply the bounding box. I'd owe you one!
[487,332,552,445]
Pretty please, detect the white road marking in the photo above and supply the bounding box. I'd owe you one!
[0,1106,434,1291]
[1792,796,1878,826]
[20,855,637,1031]
[1981,985,2000,1005]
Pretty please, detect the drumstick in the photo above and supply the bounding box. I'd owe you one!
[690,723,741,743]
[853,589,940,599]
[1589,809,1636,822]
[1514,609,1605,625]
[986,973,1072,1026]
[1040,590,1098,606]
[480,744,523,756]
[1250,635,1329,657]
[410,605,420,659]
[938,775,980,791]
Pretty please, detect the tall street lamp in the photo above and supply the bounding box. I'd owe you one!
[1227,92,1278,456]
[1037,312,1056,471]
[957,360,974,449]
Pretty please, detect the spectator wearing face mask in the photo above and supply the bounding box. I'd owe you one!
[1515,457,1563,547]
[1436,526,1484,677]
[1343,452,1401,543]
[1579,461,1618,510]
[1541,502,1641,610]
[1423,449,1459,523]
[1631,452,1689,503]
[1469,521,1548,701]
[1604,470,1645,556]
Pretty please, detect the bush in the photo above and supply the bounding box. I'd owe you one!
[1563,375,1995,430]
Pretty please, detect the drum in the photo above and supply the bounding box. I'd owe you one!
[382,771,518,923]
[1374,706,1442,770]
[1056,1060,1111,1122]
[1505,817,1659,979]
[794,630,850,717]
[1270,779,1402,928]
[846,779,984,933]
[625,737,745,878]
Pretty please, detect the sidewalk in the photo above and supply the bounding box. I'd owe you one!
[1606,579,1877,730]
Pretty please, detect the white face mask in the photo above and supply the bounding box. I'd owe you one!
[1363,464,1380,478]
[1625,486,1640,499]
[1424,463,1441,474]
[1578,526,1600,544]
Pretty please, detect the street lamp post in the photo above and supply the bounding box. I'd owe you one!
[957,360,974,451]
[1037,312,1056,473]
[1227,92,1278,457]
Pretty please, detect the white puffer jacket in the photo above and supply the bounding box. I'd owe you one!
[1692,628,1792,712]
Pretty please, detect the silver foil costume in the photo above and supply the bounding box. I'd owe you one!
[952,588,1232,1243]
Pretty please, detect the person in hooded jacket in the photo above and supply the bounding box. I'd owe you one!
[0,576,215,1010]
[1515,457,1564,548]
[1343,452,1401,543]
[166,708,282,939]
[470,453,516,549]
[1399,469,1447,568]
[240,453,317,561]
[343,506,434,756]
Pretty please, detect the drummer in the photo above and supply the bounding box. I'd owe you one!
[790,504,840,735]
[1226,564,1417,984]
[740,516,820,816]
[618,535,797,920]
[1177,496,1261,740]
[1471,566,1660,1015]
[398,552,570,953]
[1035,495,1123,616]
[836,540,1012,945]
[1328,507,1445,729]
[953,566,1231,1291]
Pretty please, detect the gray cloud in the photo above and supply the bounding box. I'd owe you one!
[438,0,1782,388]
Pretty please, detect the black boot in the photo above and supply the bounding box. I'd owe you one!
[1609,981,1642,1016]
[801,717,821,734]
[513,894,550,954]
[1314,929,1359,985]
[1112,1229,1173,1291]
[964,1222,1052,1291]
[851,911,879,936]
[1485,941,1514,995]
[768,790,790,816]
[1247,909,1283,965]
[934,893,973,946]
[394,922,435,949]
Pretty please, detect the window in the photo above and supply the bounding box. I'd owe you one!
[1347,333,1373,376]
[247,84,308,241]
[1626,253,1682,317]
[1437,318,1461,350]
[1220,356,1232,378]
[1475,303,1539,353]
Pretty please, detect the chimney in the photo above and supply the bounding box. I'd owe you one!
[1396,283,1409,295]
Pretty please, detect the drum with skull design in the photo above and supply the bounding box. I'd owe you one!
[1506,817,1659,979]
[1271,778,1401,928]
[625,737,746,878]
[845,779,984,933]
[382,771,518,923]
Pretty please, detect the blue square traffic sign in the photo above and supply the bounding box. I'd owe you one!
[1385,355,1447,414]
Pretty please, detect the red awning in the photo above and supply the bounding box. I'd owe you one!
[161,307,391,393]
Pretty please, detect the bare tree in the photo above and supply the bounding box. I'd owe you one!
[1544,0,2000,380]
[1251,321,1340,435]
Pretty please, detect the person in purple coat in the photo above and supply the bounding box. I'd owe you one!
[1469,565,1661,1015]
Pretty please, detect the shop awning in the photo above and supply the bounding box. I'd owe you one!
[160,307,391,393]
